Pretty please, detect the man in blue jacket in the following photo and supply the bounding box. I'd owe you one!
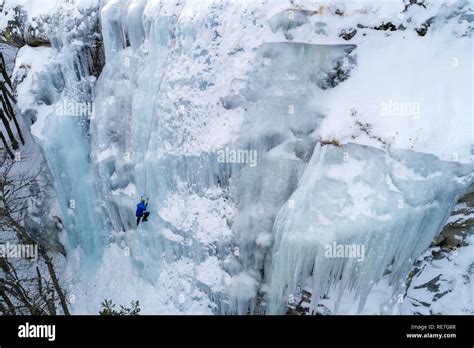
[136,197,150,226]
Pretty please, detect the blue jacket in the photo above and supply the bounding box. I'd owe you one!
[136,201,148,217]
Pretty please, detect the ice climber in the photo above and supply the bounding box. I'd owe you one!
[136,197,150,226]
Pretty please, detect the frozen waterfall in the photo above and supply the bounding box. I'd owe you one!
[8,0,473,314]
[267,143,473,314]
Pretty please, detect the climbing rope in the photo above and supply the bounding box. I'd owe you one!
[144,0,187,195]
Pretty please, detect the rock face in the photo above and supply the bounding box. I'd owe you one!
[0,6,27,47]
[0,5,51,47]
[435,190,474,249]
[286,289,331,315]
[1,4,104,75]
[402,186,474,315]
[339,28,357,40]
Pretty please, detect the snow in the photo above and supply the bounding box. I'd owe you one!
[111,182,136,197]
[227,271,260,314]
[66,244,214,314]
[159,189,234,245]
[2,0,59,20]
[97,145,119,162]
[318,32,473,162]
[2,0,99,19]
[255,232,272,248]
[402,234,474,315]
[160,228,185,244]
[13,45,54,140]
[196,256,231,293]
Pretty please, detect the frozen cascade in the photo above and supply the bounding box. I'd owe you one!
[12,4,107,273]
[229,42,356,313]
[91,0,259,311]
[94,0,356,312]
[7,0,472,314]
[267,143,473,314]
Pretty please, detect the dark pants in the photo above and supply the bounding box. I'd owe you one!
[136,211,150,226]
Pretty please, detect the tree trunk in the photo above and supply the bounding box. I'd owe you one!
[0,131,14,158]
[0,109,19,150]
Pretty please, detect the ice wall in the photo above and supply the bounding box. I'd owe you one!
[12,3,106,272]
[267,143,473,314]
[229,41,357,313]
[91,0,258,310]
[91,0,357,312]
[8,0,473,314]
